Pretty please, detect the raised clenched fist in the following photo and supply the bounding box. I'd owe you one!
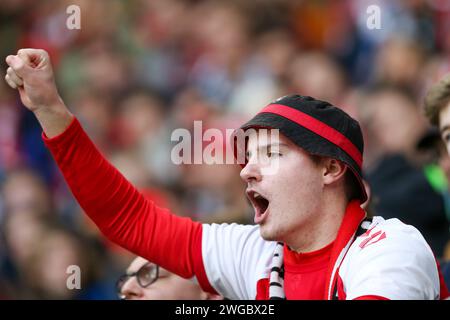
[5,48,63,112]
[4,48,73,138]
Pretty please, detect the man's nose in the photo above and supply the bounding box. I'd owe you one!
[121,278,143,300]
[240,162,262,183]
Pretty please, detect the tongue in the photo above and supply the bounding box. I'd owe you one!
[254,209,268,224]
[254,198,269,224]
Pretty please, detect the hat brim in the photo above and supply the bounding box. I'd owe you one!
[234,113,368,203]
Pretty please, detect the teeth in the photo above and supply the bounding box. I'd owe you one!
[254,192,261,199]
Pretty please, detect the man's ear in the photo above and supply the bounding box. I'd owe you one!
[322,158,347,186]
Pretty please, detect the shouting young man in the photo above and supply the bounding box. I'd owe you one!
[5,49,449,300]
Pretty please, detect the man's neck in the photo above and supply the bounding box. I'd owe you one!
[285,195,348,253]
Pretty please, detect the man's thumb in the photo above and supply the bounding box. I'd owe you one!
[5,55,29,77]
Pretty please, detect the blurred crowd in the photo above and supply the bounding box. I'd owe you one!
[0,0,450,299]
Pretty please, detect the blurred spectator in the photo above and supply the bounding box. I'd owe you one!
[287,52,348,105]
[2,209,47,298]
[255,28,298,91]
[360,87,449,257]
[421,72,450,288]
[179,153,251,224]
[23,225,114,299]
[131,0,192,99]
[67,88,115,153]
[0,81,21,179]
[188,1,279,116]
[416,130,450,259]
[373,37,425,93]
[117,256,223,300]
[1,168,53,218]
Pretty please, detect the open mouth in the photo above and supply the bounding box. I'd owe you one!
[246,190,270,224]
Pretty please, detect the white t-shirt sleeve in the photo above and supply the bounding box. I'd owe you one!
[201,223,276,300]
[340,218,440,300]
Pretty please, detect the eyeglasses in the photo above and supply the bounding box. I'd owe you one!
[116,262,159,299]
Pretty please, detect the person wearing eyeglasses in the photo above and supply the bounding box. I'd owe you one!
[117,257,223,300]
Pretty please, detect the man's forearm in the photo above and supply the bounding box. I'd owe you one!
[33,100,74,138]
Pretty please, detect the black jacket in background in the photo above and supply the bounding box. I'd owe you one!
[367,154,449,258]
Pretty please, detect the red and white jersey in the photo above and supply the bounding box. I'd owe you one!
[339,217,440,300]
[200,217,441,300]
[43,118,449,300]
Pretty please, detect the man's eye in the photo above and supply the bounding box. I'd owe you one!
[443,133,450,143]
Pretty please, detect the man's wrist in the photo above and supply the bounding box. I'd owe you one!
[33,99,74,138]
[32,94,66,114]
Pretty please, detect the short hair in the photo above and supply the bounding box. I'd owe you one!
[424,74,450,127]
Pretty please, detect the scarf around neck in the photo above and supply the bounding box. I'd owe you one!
[268,201,369,300]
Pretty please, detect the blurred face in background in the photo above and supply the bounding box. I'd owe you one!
[2,170,52,216]
[119,257,222,300]
[115,92,165,149]
[192,2,249,68]
[375,38,424,88]
[257,29,297,81]
[4,210,46,266]
[438,102,450,155]
[360,90,427,163]
[74,89,113,146]
[25,229,88,299]
[288,52,347,105]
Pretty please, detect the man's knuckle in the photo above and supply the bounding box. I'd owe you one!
[17,49,28,56]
